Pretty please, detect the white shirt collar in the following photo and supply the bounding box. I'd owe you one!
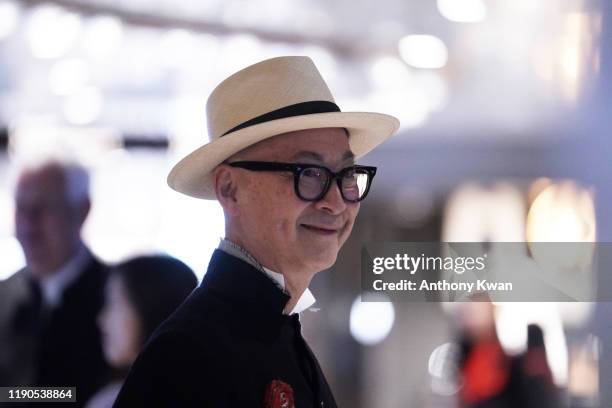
[36,245,91,309]
[218,238,316,315]
[261,266,316,315]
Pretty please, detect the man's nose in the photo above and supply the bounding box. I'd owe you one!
[314,181,347,215]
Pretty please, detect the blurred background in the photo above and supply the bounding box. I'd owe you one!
[0,0,610,406]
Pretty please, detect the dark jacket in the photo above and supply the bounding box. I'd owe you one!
[0,254,110,407]
[114,249,337,408]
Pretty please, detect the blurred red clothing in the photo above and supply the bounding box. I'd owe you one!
[460,338,510,406]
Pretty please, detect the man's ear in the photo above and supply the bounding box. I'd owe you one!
[214,165,239,216]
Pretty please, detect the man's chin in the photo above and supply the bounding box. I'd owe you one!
[27,259,57,277]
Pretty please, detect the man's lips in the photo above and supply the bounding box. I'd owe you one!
[301,224,341,235]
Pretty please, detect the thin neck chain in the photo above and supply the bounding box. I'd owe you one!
[219,238,265,272]
[218,238,290,296]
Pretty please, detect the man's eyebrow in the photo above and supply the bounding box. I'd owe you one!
[292,151,324,162]
[342,151,355,163]
[292,150,355,164]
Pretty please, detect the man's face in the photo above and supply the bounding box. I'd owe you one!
[14,167,83,276]
[98,274,142,368]
[228,127,360,274]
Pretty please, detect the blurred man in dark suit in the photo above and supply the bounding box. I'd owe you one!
[0,160,110,407]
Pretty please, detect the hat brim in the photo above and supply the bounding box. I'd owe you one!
[167,111,400,199]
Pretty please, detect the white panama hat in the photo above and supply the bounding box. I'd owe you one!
[167,56,400,199]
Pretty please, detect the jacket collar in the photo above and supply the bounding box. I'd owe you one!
[217,238,316,314]
[201,249,291,316]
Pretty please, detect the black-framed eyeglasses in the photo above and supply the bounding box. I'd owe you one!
[227,161,377,203]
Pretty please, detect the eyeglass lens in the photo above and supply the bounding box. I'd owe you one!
[297,167,369,201]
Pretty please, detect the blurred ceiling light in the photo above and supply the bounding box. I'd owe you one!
[558,12,598,103]
[526,181,596,272]
[83,15,123,59]
[437,0,486,23]
[532,11,601,105]
[172,33,221,83]
[443,183,526,242]
[367,58,448,129]
[119,29,163,87]
[10,122,119,167]
[367,89,429,129]
[27,5,81,59]
[559,14,582,102]
[370,56,413,89]
[527,177,552,205]
[48,58,90,96]
[0,1,19,41]
[398,35,448,69]
[63,86,104,125]
[561,47,580,87]
[160,29,197,68]
[349,294,395,346]
[527,181,596,242]
[9,121,66,159]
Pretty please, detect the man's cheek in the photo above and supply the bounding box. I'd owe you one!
[274,217,294,239]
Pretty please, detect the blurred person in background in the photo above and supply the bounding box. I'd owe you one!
[513,324,559,407]
[457,300,513,408]
[0,160,110,406]
[86,255,197,408]
[113,56,399,407]
[457,303,561,408]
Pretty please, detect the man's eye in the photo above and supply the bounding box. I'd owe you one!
[302,168,323,178]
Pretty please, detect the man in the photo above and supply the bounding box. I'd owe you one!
[0,160,110,406]
[114,56,399,407]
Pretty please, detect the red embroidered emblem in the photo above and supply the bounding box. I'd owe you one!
[264,379,295,408]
